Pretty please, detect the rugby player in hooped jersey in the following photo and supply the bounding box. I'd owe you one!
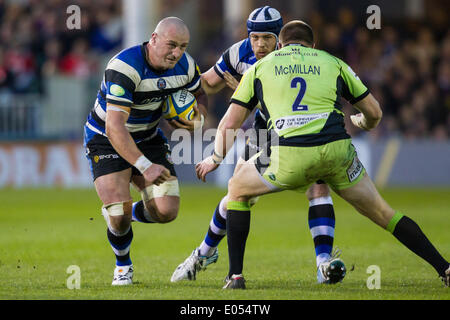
[83,17,207,285]
[171,7,345,285]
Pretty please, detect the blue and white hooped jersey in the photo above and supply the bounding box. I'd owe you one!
[213,38,256,81]
[213,38,267,122]
[84,42,201,145]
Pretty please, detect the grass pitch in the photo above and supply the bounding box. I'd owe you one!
[0,186,449,300]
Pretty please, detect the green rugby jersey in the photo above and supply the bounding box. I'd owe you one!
[230,44,369,146]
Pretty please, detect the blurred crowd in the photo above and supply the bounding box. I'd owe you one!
[309,6,450,141]
[0,0,448,140]
[0,0,121,93]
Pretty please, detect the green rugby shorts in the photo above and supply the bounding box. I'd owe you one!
[253,138,365,193]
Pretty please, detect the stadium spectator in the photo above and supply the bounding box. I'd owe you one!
[89,6,122,53]
[0,47,13,90]
[59,38,96,78]
[40,38,63,77]
[4,40,37,93]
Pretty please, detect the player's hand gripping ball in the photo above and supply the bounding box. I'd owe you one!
[162,89,197,122]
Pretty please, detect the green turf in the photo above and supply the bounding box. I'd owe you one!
[0,186,449,300]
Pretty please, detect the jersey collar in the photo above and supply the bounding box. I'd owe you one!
[286,43,307,47]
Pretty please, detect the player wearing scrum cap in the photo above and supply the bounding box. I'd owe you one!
[171,7,345,285]
[83,17,207,286]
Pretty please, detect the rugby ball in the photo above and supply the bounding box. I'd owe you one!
[162,89,196,121]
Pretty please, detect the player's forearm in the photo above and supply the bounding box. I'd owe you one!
[353,94,383,130]
[364,110,382,130]
[201,77,225,95]
[194,88,208,117]
[214,123,236,159]
[201,70,227,95]
[106,120,142,165]
[214,104,249,158]
[212,128,237,164]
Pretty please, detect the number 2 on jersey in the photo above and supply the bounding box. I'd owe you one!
[291,77,308,111]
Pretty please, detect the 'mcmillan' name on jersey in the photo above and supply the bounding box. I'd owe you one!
[274,64,320,76]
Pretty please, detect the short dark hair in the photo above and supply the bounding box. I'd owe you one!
[279,20,314,46]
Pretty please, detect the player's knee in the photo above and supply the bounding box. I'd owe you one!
[227,178,249,202]
[140,180,180,223]
[142,179,180,201]
[102,200,132,234]
[306,183,331,201]
[155,204,179,223]
[144,197,179,223]
[109,216,131,233]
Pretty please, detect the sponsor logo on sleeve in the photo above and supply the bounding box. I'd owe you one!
[110,84,125,97]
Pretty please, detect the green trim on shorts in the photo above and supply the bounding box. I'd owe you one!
[227,200,251,212]
[386,211,404,233]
